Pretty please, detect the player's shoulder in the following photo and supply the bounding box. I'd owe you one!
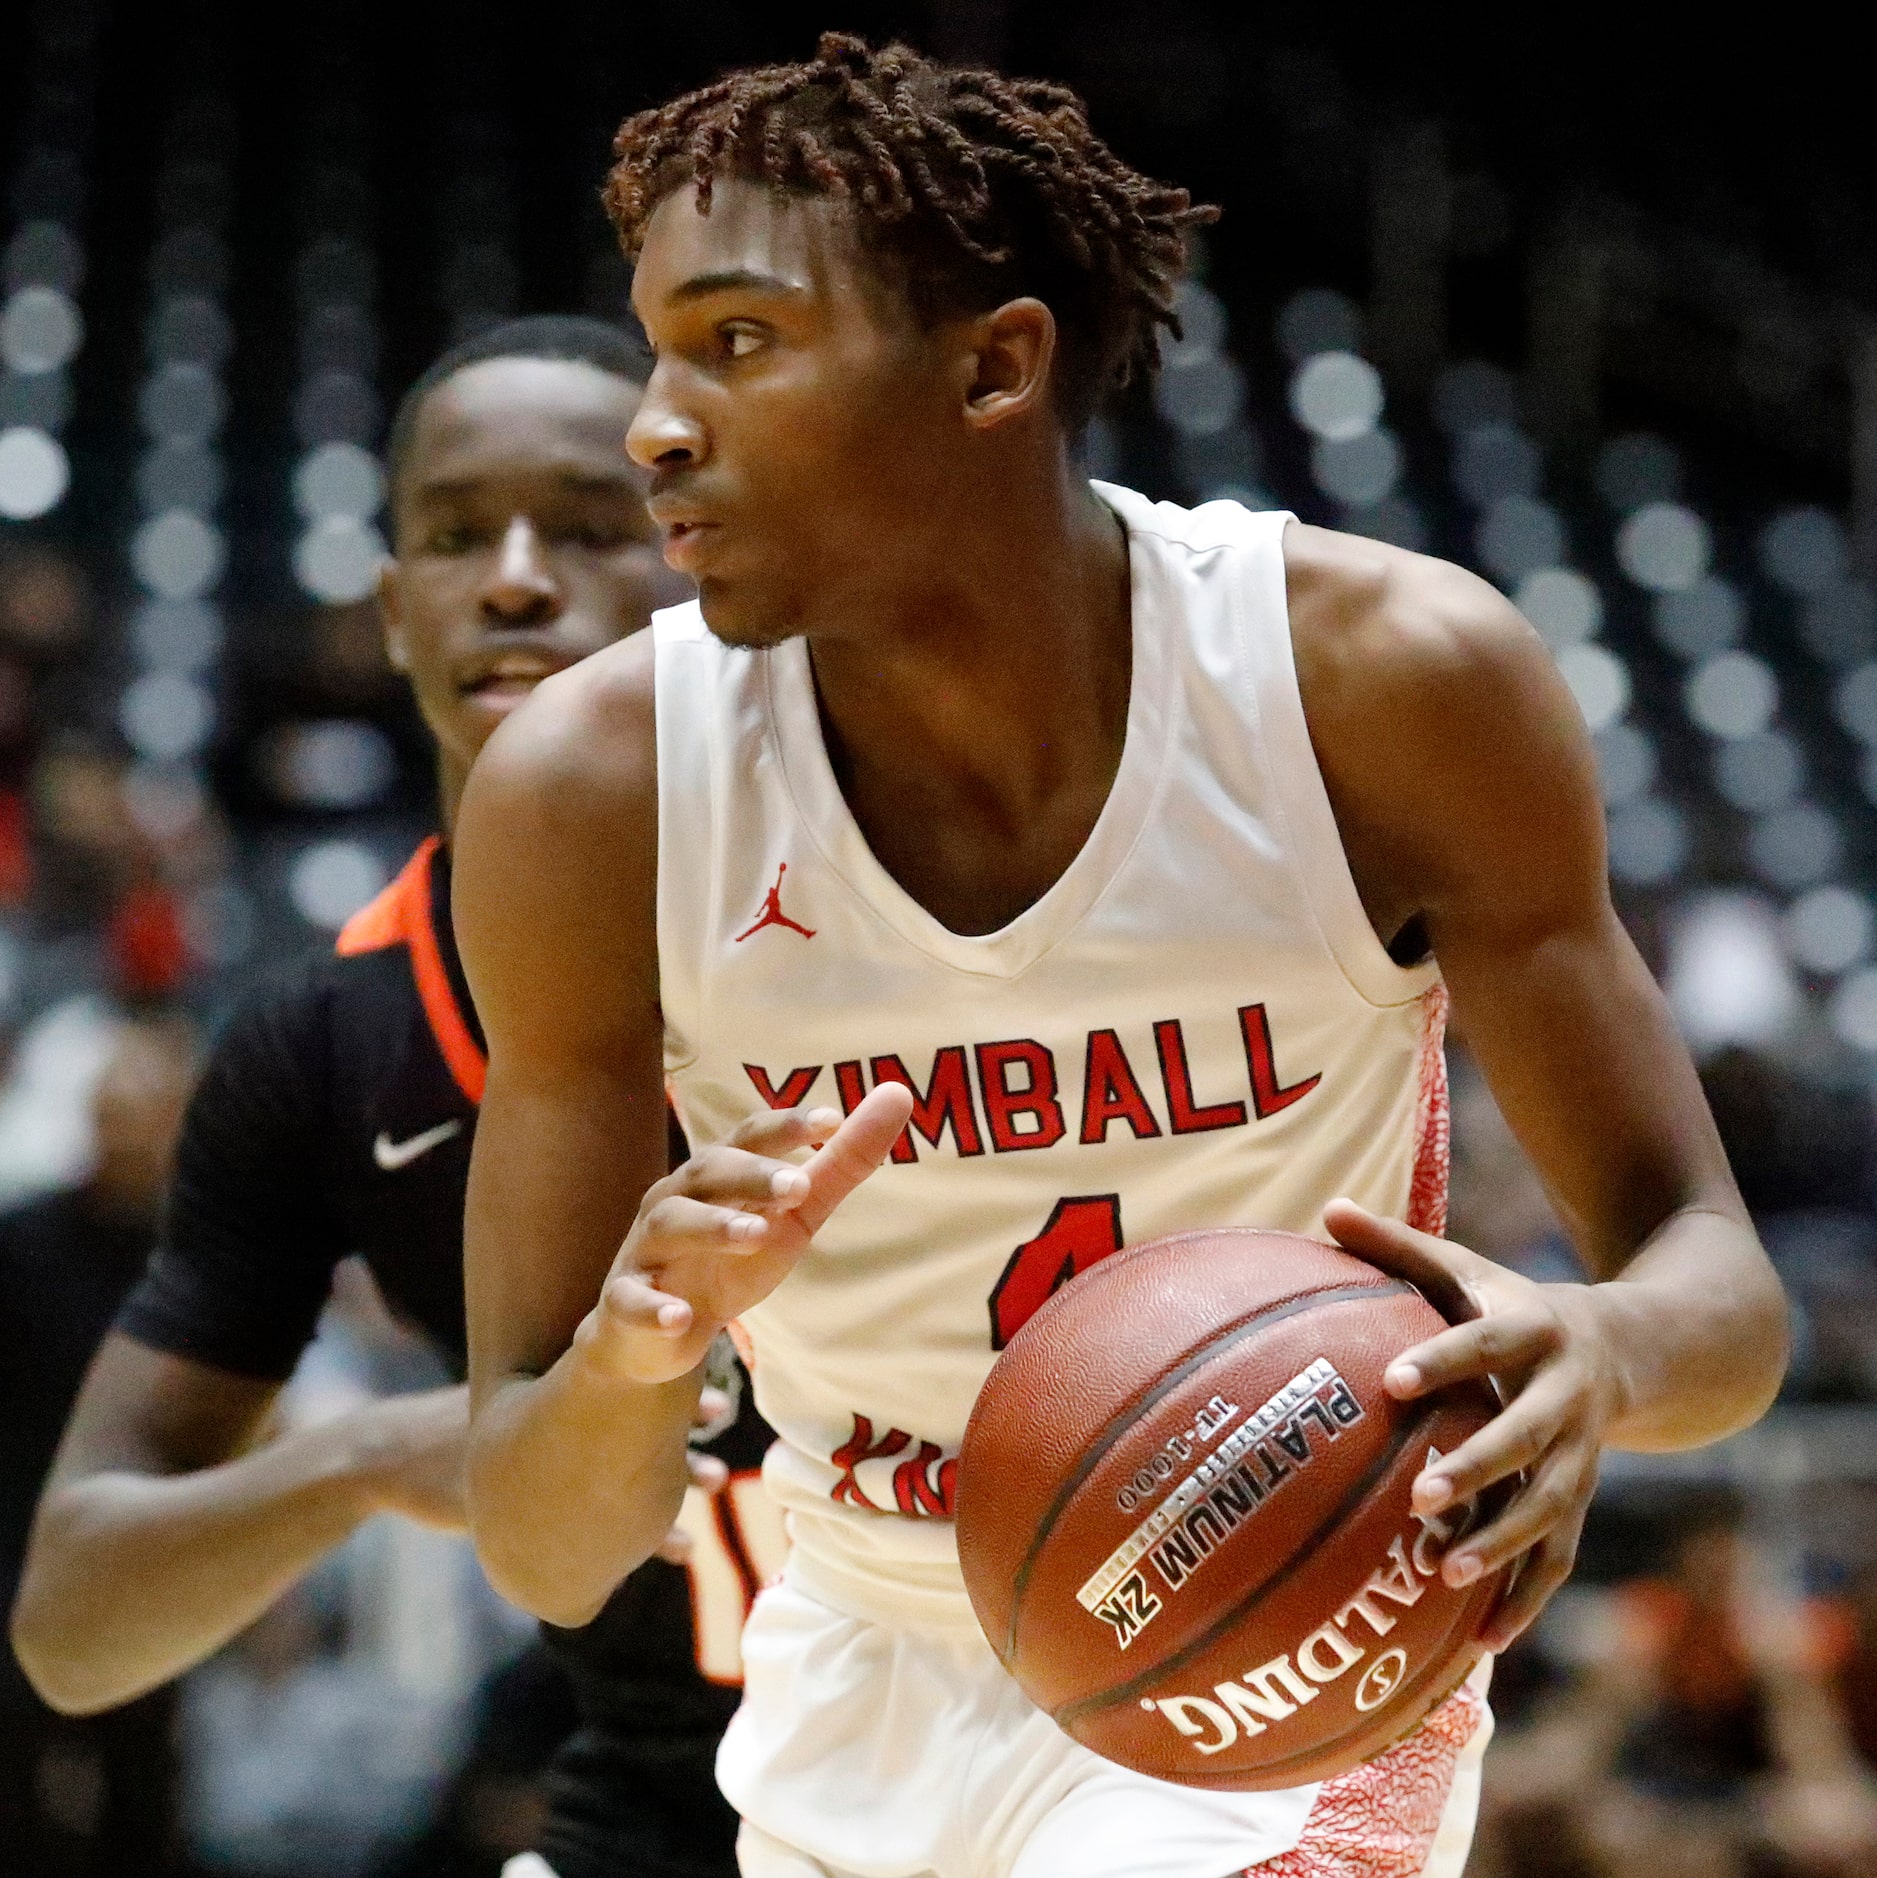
[467,620,658,820]
[453,625,659,1003]
[1285,524,1599,858]
[1283,521,1543,694]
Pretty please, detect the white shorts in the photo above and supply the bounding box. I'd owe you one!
[720,1568,1491,1878]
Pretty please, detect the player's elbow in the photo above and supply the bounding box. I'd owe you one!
[470,1536,618,1630]
[465,1445,675,1629]
[9,1553,124,1717]
[1729,1269,1793,1430]
[466,1498,655,1628]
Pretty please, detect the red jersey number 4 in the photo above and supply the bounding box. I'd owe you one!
[987,1194,1124,1349]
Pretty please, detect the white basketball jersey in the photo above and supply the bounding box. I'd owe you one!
[656,486,1449,1629]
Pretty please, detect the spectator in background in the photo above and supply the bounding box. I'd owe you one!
[0,1012,199,1875]
[1474,1493,1877,1878]
[1613,1492,1877,1877]
[0,547,95,913]
[1700,1048,1877,1404]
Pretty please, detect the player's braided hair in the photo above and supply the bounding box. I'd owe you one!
[603,33,1218,429]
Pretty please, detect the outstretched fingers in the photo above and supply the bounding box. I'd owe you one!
[794,1083,915,1236]
[727,1104,844,1158]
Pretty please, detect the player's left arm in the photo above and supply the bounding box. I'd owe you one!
[1288,523,1789,1650]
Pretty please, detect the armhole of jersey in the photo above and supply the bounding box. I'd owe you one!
[1236,512,1442,1010]
[654,605,715,1075]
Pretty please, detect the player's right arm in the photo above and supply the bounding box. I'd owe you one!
[10,978,465,1717]
[455,637,909,1627]
[13,1345,464,1715]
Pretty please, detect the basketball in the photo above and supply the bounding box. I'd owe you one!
[955,1228,1511,1791]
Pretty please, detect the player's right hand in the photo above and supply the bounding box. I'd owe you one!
[579,1083,914,1385]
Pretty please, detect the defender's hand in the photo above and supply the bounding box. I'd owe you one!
[354,1385,471,1531]
[1325,1199,1627,1653]
[653,1388,734,1563]
[579,1084,914,1386]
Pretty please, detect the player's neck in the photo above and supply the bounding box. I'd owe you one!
[803,463,1134,933]
[812,461,1130,794]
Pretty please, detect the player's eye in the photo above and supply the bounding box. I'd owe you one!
[721,323,767,360]
[425,525,486,554]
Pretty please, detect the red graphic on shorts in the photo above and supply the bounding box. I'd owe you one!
[735,863,817,942]
[1245,1675,1485,1877]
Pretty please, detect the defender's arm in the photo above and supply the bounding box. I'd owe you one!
[13,1343,462,1715]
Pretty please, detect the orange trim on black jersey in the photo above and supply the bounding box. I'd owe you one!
[335,836,488,1106]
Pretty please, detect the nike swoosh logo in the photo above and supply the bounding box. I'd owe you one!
[373,1119,464,1171]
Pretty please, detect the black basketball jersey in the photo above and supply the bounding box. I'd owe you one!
[118,837,773,1878]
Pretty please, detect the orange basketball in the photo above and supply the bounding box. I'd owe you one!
[955,1227,1510,1790]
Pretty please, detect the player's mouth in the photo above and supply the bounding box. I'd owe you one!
[458,650,572,715]
[648,499,722,573]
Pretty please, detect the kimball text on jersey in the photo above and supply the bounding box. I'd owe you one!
[743,1003,1322,1162]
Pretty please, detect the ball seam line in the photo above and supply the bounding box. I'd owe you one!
[997,1278,1415,1661]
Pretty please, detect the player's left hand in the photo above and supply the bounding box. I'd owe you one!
[1323,1198,1628,1653]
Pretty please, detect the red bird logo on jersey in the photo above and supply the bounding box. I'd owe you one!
[735,863,817,942]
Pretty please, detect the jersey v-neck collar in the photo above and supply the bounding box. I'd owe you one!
[335,835,487,1104]
[763,485,1179,982]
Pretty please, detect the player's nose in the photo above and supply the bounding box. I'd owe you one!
[480,516,562,626]
[626,359,707,471]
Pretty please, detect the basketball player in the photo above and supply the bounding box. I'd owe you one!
[452,39,1789,1878]
[12,317,775,1878]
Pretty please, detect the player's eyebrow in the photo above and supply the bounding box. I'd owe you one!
[663,267,804,305]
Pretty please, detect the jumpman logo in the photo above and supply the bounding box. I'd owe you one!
[735,862,817,942]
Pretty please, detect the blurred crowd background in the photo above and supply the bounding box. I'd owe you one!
[3,2,1876,1874]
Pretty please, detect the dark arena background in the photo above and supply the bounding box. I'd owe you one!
[4,4,1877,1875]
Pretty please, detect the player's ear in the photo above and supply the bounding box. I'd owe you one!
[961,297,1055,433]
[378,556,411,675]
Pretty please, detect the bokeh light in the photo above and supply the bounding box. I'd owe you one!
[0,286,83,373]
[1786,885,1873,974]
[293,517,387,604]
[1653,577,1746,660]
[1617,501,1711,592]
[288,839,389,930]
[1712,731,1804,811]
[0,426,69,518]
[1288,351,1383,441]
[1757,506,1846,597]
[1516,567,1603,648]
[1476,494,1565,583]
[1310,428,1400,506]
[1557,642,1630,731]
[1686,650,1777,739]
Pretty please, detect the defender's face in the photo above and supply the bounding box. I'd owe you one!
[628,179,963,646]
[381,358,680,772]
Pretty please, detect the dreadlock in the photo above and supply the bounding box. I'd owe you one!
[603,34,1217,429]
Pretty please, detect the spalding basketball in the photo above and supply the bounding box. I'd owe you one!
[955,1228,1509,1790]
